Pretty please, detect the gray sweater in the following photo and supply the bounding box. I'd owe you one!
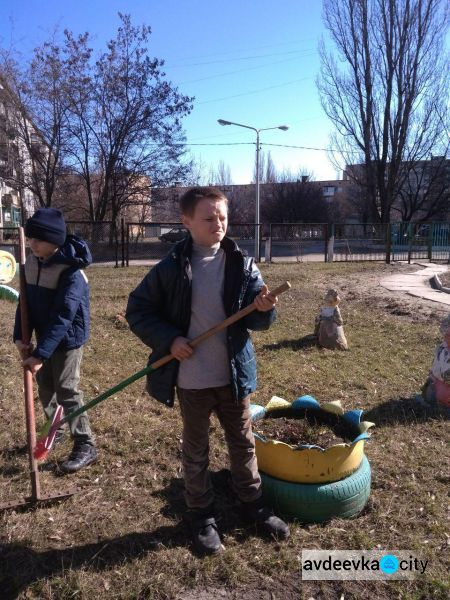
[177,243,231,389]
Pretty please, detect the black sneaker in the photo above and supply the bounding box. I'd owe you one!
[185,508,223,556]
[241,498,290,540]
[60,442,98,473]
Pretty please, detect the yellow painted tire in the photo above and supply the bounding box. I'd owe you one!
[255,437,366,484]
[251,395,374,484]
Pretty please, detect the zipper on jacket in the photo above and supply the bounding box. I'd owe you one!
[36,259,42,286]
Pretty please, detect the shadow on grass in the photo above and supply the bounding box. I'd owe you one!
[0,469,254,599]
[0,445,29,477]
[364,396,449,427]
[152,468,255,539]
[0,530,173,600]
[262,334,317,351]
[0,444,28,458]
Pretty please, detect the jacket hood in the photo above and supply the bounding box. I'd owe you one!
[51,234,92,268]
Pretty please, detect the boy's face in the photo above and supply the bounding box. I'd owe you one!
[27,238,59,259]
[182,198,228,247]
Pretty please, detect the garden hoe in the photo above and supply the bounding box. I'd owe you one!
[34,280,292,461]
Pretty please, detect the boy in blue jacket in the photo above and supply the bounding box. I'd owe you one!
[13,208,97,473]
[126,187,289,555]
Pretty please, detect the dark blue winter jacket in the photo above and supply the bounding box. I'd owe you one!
[125,235,276,407]
[13,235,91,359]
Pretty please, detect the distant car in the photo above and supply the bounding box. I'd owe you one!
[159,227,187,243]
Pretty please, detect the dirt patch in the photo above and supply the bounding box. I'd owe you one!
[254,408,358,447]
[334,263,449,324]
[254,417,349,447]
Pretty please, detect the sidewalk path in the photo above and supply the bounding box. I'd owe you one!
[380,263,450,306]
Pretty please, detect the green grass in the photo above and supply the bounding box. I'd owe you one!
[0,262,449,599]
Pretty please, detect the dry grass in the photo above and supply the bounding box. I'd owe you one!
[1,261,449,599]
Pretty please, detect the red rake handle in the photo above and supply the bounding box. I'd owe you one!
[19,228,42,495]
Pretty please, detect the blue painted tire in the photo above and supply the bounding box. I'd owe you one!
[261,455,371,523]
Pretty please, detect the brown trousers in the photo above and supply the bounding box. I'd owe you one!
[177,385,262,510]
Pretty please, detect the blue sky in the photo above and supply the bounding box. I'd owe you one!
[0,0,340,183]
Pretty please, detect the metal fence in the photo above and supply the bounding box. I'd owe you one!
[0,221,120,265]
[390,222,450,263]
[267,223,328,262]
[65,221,120,264]
[2,221,449,265]
[125,222,264,265]
[331,223,388,262]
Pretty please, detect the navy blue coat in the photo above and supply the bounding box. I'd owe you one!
[125,235,276,407]
[13,235,91,360]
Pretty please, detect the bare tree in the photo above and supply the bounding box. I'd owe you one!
[1,14,194,225]
[318,0,449,244]
[211,160,233,185]
[394,155,450,222]
[0,41,70,210]
[184,155,210,186]
[274,167,315,184]
[64,14,193,226]
[264,151,277,183]
[261,180,329,223]
[253,150,266,184]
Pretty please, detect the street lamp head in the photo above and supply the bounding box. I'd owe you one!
[278,125,289,131]
[218,119,231,126]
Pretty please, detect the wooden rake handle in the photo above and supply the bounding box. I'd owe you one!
[152,281,291,370]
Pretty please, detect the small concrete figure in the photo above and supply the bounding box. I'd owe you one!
[314,288,348,350]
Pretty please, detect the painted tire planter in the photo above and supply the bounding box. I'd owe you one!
[250,395,374,484]
[261,455,371,523]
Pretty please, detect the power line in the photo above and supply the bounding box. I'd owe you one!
[262,143,361,155]
[181,142,331,152]
[186,142,254,146]
[163,38,316,64]
[262,142,328,151]
[166,47,317,69]
[196,77,311,104]
[183,142,361,155]
[142,141,333,152]
[179,52,316,85]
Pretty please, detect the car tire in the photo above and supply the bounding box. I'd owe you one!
[261,455,371,523]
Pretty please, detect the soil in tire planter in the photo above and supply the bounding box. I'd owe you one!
[253,410,358,447]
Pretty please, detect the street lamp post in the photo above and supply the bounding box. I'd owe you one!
[218,119,288,261]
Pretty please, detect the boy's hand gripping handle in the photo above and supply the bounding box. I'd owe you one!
[152,281,291,369]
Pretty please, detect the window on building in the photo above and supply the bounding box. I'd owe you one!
[323,186,335,196]
[11,206,21,225]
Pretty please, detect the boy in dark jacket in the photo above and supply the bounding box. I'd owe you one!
[126,187,289,555]
[13,208,97,473]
